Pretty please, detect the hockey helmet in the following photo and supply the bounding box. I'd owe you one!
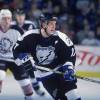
[39,14,57,23]
[0,9,12,19]
[15,8,25,15]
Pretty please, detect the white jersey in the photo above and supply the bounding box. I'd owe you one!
[0,28,21,62]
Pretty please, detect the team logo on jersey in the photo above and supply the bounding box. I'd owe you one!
[36,45,55,65]
[0,37,13,54]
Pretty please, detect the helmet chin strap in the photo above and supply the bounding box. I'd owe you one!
[42,22,51,37]
[44,27,50,37]
[41,21,53,37]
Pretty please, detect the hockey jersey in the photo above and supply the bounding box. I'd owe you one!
[13,30,76,79]
[11,20,36,33]
[0,26,21,62]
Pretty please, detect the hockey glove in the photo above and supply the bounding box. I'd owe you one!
[62,65,75,81]
[15,53,36,71]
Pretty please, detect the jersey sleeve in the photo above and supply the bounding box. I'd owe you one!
[57,31,76,67]
[13,35,30,59]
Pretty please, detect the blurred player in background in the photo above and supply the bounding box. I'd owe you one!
[12,8,45,96]
[0,9,35,100]
[13,14,81,100]
[12,8,36,33]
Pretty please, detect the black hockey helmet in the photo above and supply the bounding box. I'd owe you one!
[15,8,25,15]
[39,14,57,23]
[39,14,57,28]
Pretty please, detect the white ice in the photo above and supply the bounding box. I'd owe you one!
[0,75,100,100]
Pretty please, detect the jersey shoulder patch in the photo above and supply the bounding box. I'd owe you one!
[56,31,73,46]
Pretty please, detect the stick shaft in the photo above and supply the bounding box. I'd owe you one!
[36,65,100,84]
[29,56,100,84]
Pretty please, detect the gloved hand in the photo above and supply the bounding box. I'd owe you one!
[62,65,75,81]
[15,53,36,71]
[18,53,29,62]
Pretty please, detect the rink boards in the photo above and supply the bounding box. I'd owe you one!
[75,45,100,78]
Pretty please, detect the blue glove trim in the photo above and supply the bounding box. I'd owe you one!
[61,65,75,81]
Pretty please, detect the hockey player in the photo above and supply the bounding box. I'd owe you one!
[0,9,34,100]
[12,8,45,96]
[12,8,36,32]
[13,15,81,100]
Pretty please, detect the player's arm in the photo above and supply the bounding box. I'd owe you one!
[58,32,76,81]
[62,45,76,81]
[13,35,31,67]
[13,34,30,57]
[57,31,76,66]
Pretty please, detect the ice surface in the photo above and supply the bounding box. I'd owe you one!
[0,76,100,100]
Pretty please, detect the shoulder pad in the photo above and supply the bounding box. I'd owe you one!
[18,29,39,41]
[56,31,73,46]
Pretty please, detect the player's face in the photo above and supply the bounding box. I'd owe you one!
[0,17,12,28]
[46,20,56,35]
[16,14,25,24]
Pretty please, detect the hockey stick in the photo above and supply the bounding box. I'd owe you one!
[35,65,100,84]
[29,57,100,84]
[75,75,100,84]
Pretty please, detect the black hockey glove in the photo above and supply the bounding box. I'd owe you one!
[15,53,36,71]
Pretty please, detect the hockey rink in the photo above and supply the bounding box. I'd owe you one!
[0,75,100,100]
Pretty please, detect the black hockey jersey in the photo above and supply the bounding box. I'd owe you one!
[13,30,76,70]
[11,20,36,33]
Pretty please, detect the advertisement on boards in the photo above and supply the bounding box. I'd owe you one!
[75,45,100,78]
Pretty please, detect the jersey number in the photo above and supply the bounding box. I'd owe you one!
[71,47,75,57]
